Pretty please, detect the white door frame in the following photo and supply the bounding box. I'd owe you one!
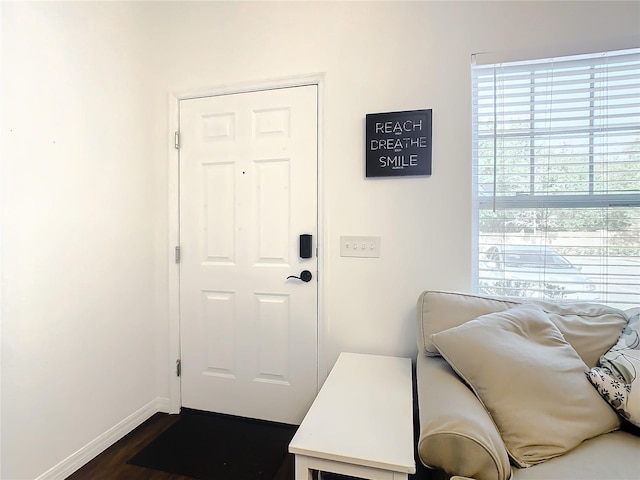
[167,74,326,414]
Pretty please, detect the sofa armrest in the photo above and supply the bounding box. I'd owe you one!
[416,354,511,480]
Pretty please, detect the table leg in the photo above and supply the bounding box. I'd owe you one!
[294,454,313,480]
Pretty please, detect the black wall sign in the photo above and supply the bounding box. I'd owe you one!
[365,109,432,177]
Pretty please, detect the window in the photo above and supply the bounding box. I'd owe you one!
[472,48,640,307]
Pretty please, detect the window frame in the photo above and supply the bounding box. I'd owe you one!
[471,48,640,306]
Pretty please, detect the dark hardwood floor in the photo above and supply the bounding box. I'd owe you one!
[65,412,295,480]
[66,413,192,480]
[65,411,432,480]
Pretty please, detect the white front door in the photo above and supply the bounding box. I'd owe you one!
[179,85,318,424]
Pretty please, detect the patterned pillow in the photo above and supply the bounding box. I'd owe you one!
[587,310,640,427]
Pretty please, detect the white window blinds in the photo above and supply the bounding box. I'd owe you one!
[472,49,640,307]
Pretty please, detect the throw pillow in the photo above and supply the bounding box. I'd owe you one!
[430,304,620,468]
[586,367,639,427]
[587,310,640,427]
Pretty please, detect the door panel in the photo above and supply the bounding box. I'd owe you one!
[179,85,318,424]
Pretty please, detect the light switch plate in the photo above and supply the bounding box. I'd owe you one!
[340,236,381,258]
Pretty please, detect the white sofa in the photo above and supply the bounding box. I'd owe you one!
[415,290,640,480]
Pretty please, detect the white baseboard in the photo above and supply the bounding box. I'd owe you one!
[35,396,171,480]
[155,396,171,414]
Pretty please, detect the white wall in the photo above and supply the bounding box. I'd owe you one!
[147,0,640,376]
[1,1,638,479]
[1,3,160,479]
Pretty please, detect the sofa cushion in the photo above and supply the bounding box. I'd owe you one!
[416,355,511,480]
[511,430,640,480]
[431,304,620,468]
[416,290,628,367]
[532,300,630,368]
[417,290,518,356]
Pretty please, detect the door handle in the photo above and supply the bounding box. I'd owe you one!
[287,270,313,282]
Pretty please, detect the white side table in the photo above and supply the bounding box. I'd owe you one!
[289,352,416,480]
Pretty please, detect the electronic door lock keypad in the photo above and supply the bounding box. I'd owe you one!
[300,234,312,258]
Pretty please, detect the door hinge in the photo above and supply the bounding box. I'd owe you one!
[175,246,181,264]
[176,359,181,377]
[174,131,180,150]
